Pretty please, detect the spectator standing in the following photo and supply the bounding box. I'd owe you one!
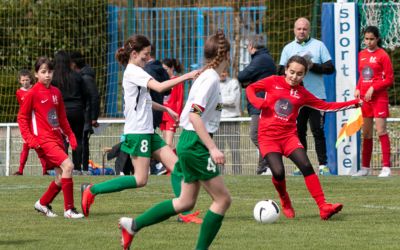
[217,70,242,174]
[14,69,48,176]
[352,26,394,177]
[278,17,335,176]
[70,51,100,175]
[238,34,276,175]
[52,50,86,175]
[144,46,170,175]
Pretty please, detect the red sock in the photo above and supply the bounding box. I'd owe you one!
[39,181,61,206]
[61,178,74,210]
[18,143,30,173]
[272,177,291,205]
[304,174,326,208]
[361,138,373,168]
[379,134,391,167]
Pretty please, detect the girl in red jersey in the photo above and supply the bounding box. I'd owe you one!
[17,57,84,219]
[352,26,394,177]
[246,55,361,220]
[160,58,184,148]
[14,69,47,176]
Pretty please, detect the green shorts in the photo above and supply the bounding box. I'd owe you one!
[173,130,220,183]
[121,133,166,158]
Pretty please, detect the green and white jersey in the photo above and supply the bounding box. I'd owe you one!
[180,68,222,133]
[123,63,154,134]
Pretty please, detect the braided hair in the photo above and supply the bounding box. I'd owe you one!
[203,30,230,71]
[115,35,151,66]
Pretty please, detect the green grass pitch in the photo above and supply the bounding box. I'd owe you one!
[0,175,399,249]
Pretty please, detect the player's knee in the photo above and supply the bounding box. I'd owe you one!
[301,164,315,177]
[135,178,148,188]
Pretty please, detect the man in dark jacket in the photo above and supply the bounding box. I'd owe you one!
[238,34,276,175]
[143,45,170,175]
[70,51,100,175]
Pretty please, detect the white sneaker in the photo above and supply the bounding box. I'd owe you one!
[352,167,370,177]
[378,167,391,178]
[261,168,272,176]
[34,200,57,217]
[64,208,84,219]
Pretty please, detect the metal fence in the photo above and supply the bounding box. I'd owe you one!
[1,118,399,176]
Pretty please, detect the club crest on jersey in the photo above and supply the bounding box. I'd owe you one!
[190,104,205,116]
[362,66,374,80]
[52,95,58,105]
[216,103,223,111]
[274,98,293,119]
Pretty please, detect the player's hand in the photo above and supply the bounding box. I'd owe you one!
[186,70,200,80]
[364,86,374,102]
[166,107,179,125]
[356,99,363,108]
[354,89,360,99]
[210,148,225,166]
[69,134,78,150]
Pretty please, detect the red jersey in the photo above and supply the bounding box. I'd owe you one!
[16,87,30,106]
[17,82,75,147]
[162,75,184,122]
[357,48,393,101]
[246,75,359,140]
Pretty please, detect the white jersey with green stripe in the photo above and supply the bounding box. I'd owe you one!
[123,63,154,134]
[180,68,222,133]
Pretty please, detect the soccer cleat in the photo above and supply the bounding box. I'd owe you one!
[261,168,272,176]
[318,165,332,176]
[280,197,295,219]
[34,200,57,217]
[81,183,95,217]
[177,210,203,224]
[64,208,84,219]
[378,167,391,177]
[119,217,135,250]
[13,171,23,176]
[256,165,268,175]
[319,203,343,220]
[352,167,370,177]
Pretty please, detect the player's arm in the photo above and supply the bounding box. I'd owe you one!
[152,101,179,124]
[17,92,37,148]
[245,78,268,109]
[147,70,198,93]
[372,53,394,91]
[304,90,361,111]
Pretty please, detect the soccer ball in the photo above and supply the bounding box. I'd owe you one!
[253,200,280,224]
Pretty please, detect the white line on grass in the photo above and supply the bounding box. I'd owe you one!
[362,204,400,210]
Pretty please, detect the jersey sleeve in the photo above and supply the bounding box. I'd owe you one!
[303,89,359,111]
[372,50,394,92]
[320,43,332,63]
[17,91,35,146]
[246,78,268,109]
[279,46,289,66]
[125,67,152,88]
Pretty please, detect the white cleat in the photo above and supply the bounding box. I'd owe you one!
[352,167,370,177]
[64,208,84,219]
[378,167,391,178]
[34,200,58,217]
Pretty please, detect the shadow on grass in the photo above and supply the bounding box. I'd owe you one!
[0,239,39,245]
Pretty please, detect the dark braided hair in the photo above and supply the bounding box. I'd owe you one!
[115,35,151,66]
[203,30,230,70]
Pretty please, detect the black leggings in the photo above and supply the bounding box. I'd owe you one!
[264,148,315,181]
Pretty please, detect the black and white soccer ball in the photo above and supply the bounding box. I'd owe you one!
[253,200,280,224]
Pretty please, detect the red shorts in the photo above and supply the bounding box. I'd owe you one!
[35,141,68,169]
[361,100,389,118]
[259,134,304,158]
[159,118,177,133]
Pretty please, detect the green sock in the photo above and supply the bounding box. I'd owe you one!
[170,171,192,215]
[135,200,176,231]
[195,210,224,250]
[90,176,137,195]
